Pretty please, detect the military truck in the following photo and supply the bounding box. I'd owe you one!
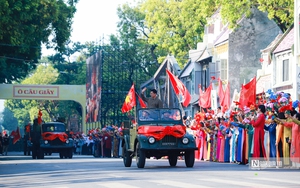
[122,108,197,168]
[29,119,74,159]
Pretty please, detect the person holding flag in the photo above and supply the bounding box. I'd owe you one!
[140,88,163,108]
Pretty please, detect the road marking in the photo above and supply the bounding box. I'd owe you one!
[198,178,282,188]
[100,182,140,188]
[149,180,211,188]
[247,177,300,185]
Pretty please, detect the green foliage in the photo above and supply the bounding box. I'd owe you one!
[215,0,293,31]
[1,107,19,132]
[0,0,78,83]
[22,64,59,85]
[141,0,211,67]
[116,3,164,76]
[5,64,59,126]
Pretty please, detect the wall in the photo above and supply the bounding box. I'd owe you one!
[228,8,282,97]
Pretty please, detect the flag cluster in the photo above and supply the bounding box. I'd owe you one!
[121,70,192,113]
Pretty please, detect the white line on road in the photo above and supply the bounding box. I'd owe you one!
[100,182,140,188]
[149,180,211,188]
[247,177,300,185]
[198,178,283,188]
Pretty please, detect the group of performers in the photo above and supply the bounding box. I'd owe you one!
[189,90,300,168]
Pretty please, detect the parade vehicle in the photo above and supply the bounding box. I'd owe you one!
[122,108,197,168]
[28,119,74,159]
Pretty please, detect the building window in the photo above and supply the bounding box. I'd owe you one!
[282,59,289,81]
[221,59,227,80]
[208,24,214,34]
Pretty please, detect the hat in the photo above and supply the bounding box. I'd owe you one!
[143,110,151,114]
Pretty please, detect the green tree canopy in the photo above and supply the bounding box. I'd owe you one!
[5,63,59,127]
[215,0,293,31]
[0,0,78,83]
[140,0,209,66]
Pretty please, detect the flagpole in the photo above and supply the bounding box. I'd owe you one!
[175,94,185,116]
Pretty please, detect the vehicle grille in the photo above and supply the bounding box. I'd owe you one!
[49,138,64,145]
[161,135,177,146]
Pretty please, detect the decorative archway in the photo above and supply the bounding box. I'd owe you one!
[0,84,86,132]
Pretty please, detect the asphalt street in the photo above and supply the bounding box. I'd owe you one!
[0,152,299,188]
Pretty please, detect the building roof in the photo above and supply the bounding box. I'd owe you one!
[196,49,211,62]
[180,62,193,78]
[273,27,294,54]
[214,28,230,46]
[260,33,283,53]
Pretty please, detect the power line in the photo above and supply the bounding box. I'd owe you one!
[0,56,34,62]
[0,43,40,49]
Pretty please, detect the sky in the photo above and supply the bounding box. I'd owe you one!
[42,0,136,56]
[0,0,135,113]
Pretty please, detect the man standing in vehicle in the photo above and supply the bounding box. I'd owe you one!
[140,88,163,108]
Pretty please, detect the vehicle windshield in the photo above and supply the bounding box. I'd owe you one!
[138,108,182,122]
[42,123,66,132]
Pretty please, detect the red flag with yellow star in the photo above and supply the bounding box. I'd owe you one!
[121,84,136,113]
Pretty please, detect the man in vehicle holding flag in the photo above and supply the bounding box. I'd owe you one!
[140,88,163,108]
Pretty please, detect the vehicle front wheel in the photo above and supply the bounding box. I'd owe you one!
[168,154,178,167]
[123,146,132,167]
[136,142,146,168]
[184,150,195,168]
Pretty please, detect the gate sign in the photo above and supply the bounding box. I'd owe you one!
[13,85,59,98]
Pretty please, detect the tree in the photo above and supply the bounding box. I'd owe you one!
[5,64,59,127]
[0,0,78,83]
[1,107,18,132]
[214,0,293,32]
[141,0,210,67]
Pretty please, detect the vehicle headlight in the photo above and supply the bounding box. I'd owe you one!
[44,140,48,144]
[148,137,155,144]
[66,139,69,144]
[182,137,189,144]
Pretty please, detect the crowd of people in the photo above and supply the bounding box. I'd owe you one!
[70,125,124,158]
[2,87,299,169]
[188,90,300,168]
[0,133,9,155]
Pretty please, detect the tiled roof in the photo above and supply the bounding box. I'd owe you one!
[273,27,294,54]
